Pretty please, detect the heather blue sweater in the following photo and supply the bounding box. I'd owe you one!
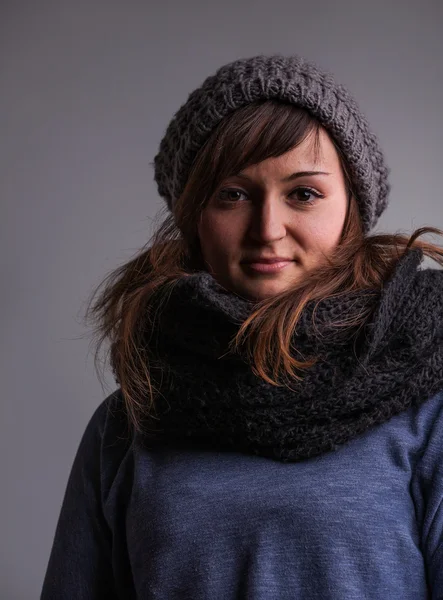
[41,388,443,599]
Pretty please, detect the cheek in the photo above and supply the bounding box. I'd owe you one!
[198,212,242,260]
[301,204,347,247]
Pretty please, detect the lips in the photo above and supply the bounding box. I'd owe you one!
[242,258,294,273]
[242,257,294,264]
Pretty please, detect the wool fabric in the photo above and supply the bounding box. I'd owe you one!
[138,246,443,462]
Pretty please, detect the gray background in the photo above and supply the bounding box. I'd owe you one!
[1,1,442,597]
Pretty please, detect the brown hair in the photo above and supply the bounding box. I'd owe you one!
[83,100,443,430]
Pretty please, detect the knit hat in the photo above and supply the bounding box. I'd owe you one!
[153,53,391,234]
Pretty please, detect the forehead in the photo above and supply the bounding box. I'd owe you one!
[281,128,340,168]
[241,127,341,176]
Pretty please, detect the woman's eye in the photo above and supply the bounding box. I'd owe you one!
[291,187,323,203]
[217,189,246,202]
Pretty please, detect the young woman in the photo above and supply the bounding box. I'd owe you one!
[41,54,443,599]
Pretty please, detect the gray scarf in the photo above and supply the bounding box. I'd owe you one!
[140,247,443,462]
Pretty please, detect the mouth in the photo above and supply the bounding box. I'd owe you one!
[242,259,294,274]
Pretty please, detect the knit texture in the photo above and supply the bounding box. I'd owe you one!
[153,53,391,234]
[140,247,443,462]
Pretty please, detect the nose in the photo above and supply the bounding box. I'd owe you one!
[248,196,287,244]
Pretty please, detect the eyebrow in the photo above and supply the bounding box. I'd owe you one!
[235,170,331,183]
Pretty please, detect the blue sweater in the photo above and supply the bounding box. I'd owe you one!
[41,388,443,599]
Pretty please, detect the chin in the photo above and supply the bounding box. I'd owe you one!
[215,267,301,301]
[233,279,294,301]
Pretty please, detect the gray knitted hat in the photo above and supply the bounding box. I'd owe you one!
[153,53,390,234]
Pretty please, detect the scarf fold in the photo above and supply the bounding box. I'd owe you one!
[141,247,443,462]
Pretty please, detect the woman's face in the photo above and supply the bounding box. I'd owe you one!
[197,128,350,301]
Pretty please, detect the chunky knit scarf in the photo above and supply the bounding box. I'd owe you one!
[141,247,443,462]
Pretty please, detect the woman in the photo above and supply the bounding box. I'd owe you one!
[41,54,443,599]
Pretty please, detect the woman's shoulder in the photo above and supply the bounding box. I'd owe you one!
[83,387,130,443]
[94,388,134,459]
[76,388,134,492]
